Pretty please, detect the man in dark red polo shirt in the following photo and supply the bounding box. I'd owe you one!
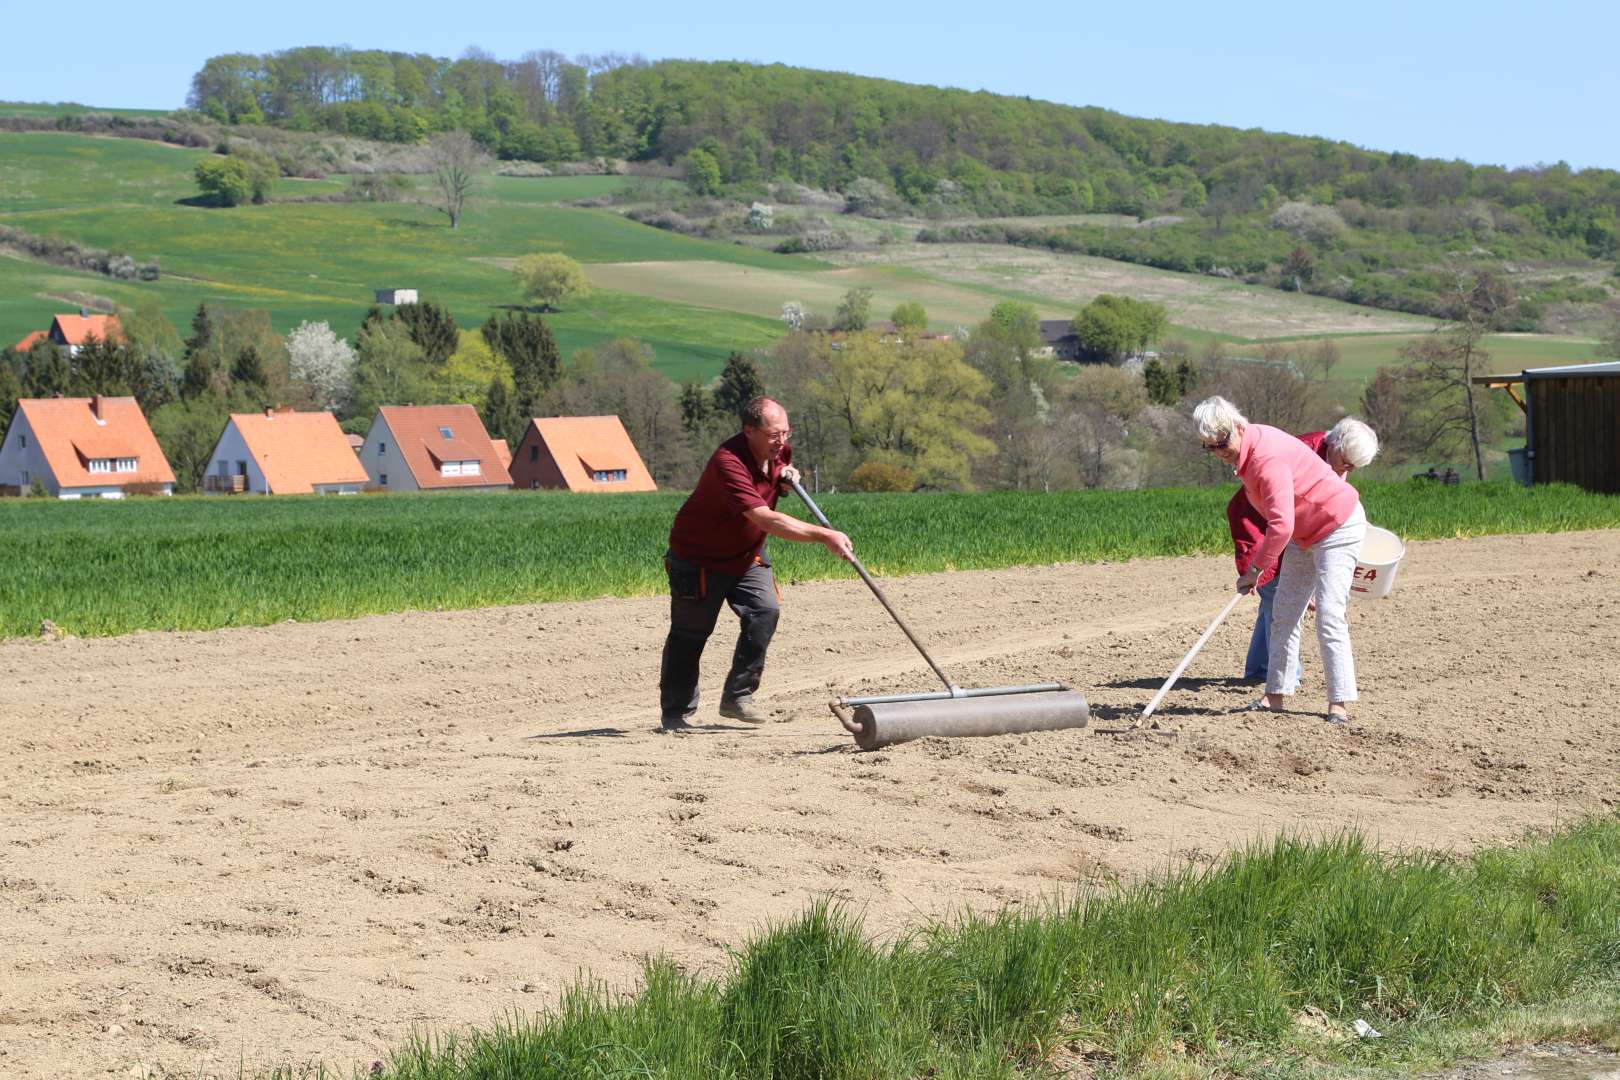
[660,396,854,731]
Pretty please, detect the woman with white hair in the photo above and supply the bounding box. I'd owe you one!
[1194,397,1368,723]
[1227,417,1379,684]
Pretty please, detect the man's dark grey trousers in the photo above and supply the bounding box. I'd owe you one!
[659,552,780,721]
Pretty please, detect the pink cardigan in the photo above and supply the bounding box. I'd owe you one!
[1234,423,1360,576]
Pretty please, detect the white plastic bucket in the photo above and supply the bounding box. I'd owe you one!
[1351,524,1405,600]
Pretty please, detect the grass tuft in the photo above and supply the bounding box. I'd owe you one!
[343,819,1620,1080]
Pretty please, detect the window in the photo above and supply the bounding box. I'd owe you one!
[529,444,539,463]
[591,469,627,483]
[88,458,111,474]
[440,460,481,478]
[439,426,454,439]
[531,479,540,490]
[18,433,24,448]
[20,470,28,484]
[116,458,137,473]
[217,460,229,477]
[380,473,388,486]
[378,441,386,456]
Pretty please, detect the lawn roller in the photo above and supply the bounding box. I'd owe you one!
[790,478,1089,751]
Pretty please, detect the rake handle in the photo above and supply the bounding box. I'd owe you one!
[1139,591,1246,723]
[788,477,960,695]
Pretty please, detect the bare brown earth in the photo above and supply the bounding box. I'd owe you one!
[2,530,1618,1079]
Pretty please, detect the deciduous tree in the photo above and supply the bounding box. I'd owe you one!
[890,301,927,334]
[834,286,874,332]
[809,332,992,489]
[347,318,433,420]
[1397,268,1518,480]
[286,320,356,410]
[429,130,480,229]
[514,253,590,311]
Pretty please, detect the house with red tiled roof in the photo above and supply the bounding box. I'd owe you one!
[203,408,371,495]
[509,415,657,493]
[359,404,512,492]
[0,396,174,498]
[11,313,124,356]
[491,438,512,471]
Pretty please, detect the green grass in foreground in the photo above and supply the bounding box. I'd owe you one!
[1,480,1616,639]
[275,817,1620,1079]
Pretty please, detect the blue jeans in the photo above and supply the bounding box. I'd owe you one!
[1245,575,1301,687]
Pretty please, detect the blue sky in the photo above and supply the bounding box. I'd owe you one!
[4,0,1616,170]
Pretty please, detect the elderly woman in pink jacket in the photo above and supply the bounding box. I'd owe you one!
[1193,395,1367,724]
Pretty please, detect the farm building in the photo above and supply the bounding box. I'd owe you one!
[203,408,370,495]
[491,438,512,471]
[346,433,365,454]
[11,312,123,357]
[360,404,512,492]
[1037,319,1081,360]
[374,289,418,305]
[509,415,657,492]
[0,395,174,498]
[1476,360,1620,494]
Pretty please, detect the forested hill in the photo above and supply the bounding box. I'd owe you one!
[187,49,1619,250]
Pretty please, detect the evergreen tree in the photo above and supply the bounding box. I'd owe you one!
[184,304,214,358]
[231,345,267,399]
[481,312,560,418]
[678,381,712,438]
[180,304,221,401]
[711,353,764,425]
[480,377,523,448]
[1142,357,1178,405]
[393,300,460,367]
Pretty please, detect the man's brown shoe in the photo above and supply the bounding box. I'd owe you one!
[718,698,767,724]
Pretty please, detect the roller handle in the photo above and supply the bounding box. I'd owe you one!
[788,477,960,696]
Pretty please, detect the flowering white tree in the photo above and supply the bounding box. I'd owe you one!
[286,320,356,410]
[781,301,808,331]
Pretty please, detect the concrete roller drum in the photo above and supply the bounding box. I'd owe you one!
[790,478,1089,751]
[841,688,1091,752]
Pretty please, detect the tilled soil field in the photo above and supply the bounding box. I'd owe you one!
[2,530,1617,1078]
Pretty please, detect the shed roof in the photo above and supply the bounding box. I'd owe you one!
[230,409,371,494]
[1475,360,1620,384]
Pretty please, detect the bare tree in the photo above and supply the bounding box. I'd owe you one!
[428,131,480,230]
[1397,268,1516,480]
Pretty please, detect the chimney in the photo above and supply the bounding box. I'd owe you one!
[91,394,104,421]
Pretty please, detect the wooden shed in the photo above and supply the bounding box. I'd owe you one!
[1475,361,1620,494]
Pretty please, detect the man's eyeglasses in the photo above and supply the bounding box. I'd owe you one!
[1200,438,1229,453]
[764,429,792,444]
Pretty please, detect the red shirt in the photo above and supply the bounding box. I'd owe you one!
[1226,430,1327,585]
[669,432,791,575]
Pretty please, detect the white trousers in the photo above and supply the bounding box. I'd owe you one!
[1266,504,1365,703]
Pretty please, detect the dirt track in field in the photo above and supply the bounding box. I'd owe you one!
[2,530,1618,1078]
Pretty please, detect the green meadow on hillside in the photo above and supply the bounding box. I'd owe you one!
[0,133,799,377]
[1,131,1608,388]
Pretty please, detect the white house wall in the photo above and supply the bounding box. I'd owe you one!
[205,421,269,494]
[0,411,56,494]
[360,416,418,492]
